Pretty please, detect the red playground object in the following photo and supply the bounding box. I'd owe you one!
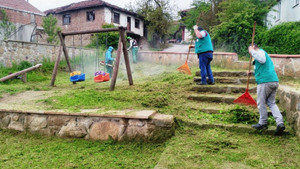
[94,72,110,83]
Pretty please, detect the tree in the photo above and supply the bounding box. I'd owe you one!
[42,14,61,44]
[181,0,222,33]
[211,0,276,56]
[126,0,173,48]
[87,24,119,49]
[0,9,16,40]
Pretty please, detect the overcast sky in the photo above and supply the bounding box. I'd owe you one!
[28,0,194,12]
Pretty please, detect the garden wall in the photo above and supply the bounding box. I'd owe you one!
[0,109,175,142]
[139,51,300,78]
[278,87,300,139]
[1,40,299,78]
[0,40,95,67]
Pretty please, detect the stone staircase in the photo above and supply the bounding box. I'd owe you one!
[188,71,257,113]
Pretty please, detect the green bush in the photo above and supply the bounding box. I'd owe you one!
[211,0,275,56]
[87,24,119,49]
[258,22,300,54]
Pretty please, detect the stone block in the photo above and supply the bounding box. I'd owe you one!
[296,112,300,137]
[284,60,295,76]
[89,121,124,141]
[8,120,24,131]
[58,119,87,138]
[152,114,174,128]
[0,115,11,129]
[7,114,25,131]
[290,93,299,112]
[77,117,94,131]
[128,119,146,127]
[48,116,71,126]
[27,115,47,131]
[124,123,155,141]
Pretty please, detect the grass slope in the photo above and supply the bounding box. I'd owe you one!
[1,61,300,168]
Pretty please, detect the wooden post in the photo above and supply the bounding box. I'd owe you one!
[58,31,73,73]
[21,73,27,83]
[109,37,122,91]
[50,45,62,86]
[119,27,133,85]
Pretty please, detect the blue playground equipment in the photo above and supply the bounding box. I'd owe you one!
[70,71,85,82]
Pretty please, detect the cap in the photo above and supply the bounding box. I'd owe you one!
[197,26,204,31]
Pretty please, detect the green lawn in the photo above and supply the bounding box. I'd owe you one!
[1,61,300,168]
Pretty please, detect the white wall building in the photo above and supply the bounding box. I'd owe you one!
[104,8,144,37]
[266,0,300,28]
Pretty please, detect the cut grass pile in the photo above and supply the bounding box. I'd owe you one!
[1,125,300,168]
[157,126,300,168]
[0,130,165,168]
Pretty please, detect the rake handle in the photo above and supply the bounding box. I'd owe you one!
[247,21,256,90]
[186,39,194,62]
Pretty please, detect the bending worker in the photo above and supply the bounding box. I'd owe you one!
[248,43,285,135]
[127,36,138,63]
[105,46,115,78]
[193,25,215,85]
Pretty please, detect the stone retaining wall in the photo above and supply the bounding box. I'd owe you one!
[139,51,300,78]
[0,110,175,142]
[0,40,95,67]
[1,40,300,77]
[278,86,300,139]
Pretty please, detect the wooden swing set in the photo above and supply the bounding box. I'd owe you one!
[50,26,133,91]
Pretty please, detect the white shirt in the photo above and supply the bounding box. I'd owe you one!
[251,49,266,64]
[200,30,207,38]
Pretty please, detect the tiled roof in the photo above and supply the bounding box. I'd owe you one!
[0,0,44,15]
[45,0,142,18]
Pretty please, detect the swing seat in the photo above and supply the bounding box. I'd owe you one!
[70,73,85,82]
[94,73,110,83]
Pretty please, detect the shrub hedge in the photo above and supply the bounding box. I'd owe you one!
[258,21,300,54]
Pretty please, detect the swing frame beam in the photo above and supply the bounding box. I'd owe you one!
[50,27,133,91]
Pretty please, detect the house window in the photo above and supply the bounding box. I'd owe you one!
[87,11,95,21]
[276,1,281,22]
[63,14,71,25]
[294,0,299,7]
[113,12,120,24]
[135,19,140,29]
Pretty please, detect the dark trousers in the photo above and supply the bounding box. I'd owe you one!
[106,65,113,78]
[198,52,214,84]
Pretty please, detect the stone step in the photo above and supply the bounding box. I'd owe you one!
[196,71,253,77]
[188,94,237,104]
[191,85,257,94]
[194,77,256,84]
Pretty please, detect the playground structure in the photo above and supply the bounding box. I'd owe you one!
[50,27,133,91]
[0,64,42,83]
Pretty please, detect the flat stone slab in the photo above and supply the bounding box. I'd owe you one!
[188,94,237,104]
[194,77,256,84]
[0,109,156,119]
[196,71,253,77]
[191,85,257,94]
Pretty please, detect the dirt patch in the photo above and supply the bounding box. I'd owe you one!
[0,90,63,111]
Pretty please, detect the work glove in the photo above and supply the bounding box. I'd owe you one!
[193,25,198,30]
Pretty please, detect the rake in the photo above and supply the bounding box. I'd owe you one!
[177,40,193,75]
[233,21,257,107]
